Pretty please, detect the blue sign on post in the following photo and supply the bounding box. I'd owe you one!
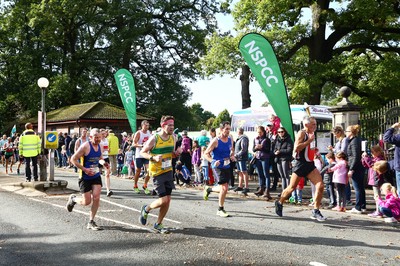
[45,131,58,149]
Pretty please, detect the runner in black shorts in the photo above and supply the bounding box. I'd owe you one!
[275,116,327,221]
[66,128,109,231]
[203,121,236,218]
[138,115,182,234]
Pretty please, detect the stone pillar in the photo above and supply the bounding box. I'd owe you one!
[329,86,362,130]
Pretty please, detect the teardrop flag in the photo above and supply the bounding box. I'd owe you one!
[239,33,294,140]
[114,68,137,132]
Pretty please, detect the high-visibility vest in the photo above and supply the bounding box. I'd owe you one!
[19,129,41,157]
[107,133,119,156]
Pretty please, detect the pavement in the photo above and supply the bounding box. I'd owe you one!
[0,164,73,196]
[0,162,378,211]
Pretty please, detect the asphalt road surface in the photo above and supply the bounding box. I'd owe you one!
[1,168,399,266]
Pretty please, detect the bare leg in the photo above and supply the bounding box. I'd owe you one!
[307,169,324,209]
[238,172,244,188]
[148,196,171,224]
[217,183,228,207]
[279,174,301,204]
[243,171,249,188]
[90,185,102,221]
[143,164,150,187]
[105,168,111,193]
[133,167,141,187]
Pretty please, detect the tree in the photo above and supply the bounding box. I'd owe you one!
[0,0,221,131]
[212,109,231,128]
[199,0,400,109]
[187,103,215,130]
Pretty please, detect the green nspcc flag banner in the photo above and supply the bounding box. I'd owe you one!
[114,68,137,133]
[239,33,294,140]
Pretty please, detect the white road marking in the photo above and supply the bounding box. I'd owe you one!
[29,198,153,232]
[100,198,182,224]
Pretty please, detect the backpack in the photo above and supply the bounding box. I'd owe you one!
[181,165,191,181]
[181,137,191,153]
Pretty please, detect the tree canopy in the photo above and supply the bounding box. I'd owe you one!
[199,0,400,109]
[0,0,221,131]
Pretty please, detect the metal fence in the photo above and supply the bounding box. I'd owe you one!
[360,99,400,160]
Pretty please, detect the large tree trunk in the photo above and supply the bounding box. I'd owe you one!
[307,0,331,105]
[240,65,251,109]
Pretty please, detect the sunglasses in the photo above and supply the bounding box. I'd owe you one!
[277,131,284,133]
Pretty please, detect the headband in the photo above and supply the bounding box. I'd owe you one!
[161,119,174,127]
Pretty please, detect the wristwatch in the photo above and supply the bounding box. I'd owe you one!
[149,155,153,161]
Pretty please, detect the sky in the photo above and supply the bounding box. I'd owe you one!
[186,75,266,116]
[186,1,343,116]
[186,2,266,116]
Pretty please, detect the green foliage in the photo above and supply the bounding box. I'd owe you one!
[212,109,230,128]
[187,103,216,130]
[199,0,400,111]
[0,0,221,131]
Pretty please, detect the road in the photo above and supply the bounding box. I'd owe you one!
[0,167,399,266]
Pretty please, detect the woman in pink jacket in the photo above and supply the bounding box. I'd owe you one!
[375,183,400,223]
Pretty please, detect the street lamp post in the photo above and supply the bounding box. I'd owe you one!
[37,77,49,181]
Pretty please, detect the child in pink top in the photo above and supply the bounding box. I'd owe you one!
[329,151,348,211]
[375,183,400,223]
[362,145,385,217]
[269,114,281,136]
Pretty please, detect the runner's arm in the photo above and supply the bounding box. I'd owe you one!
[132,131,142,148]
[294,130,312,153]
[204,138,218,163]
[140,136,155,160]
[71,143,89,172]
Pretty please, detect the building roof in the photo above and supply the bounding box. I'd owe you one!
[34,101,155,123]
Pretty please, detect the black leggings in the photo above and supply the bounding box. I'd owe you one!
[335,183,346,208]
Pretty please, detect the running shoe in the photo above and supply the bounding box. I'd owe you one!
[368,211,383,218]
[275,200,283,217]
[153,223,170,234]
[133,187,140,194]
[384,217,398,223]
[310,209,327,221]
[143,186,150,195]
[233,187,243,192]
[241,188,250,195]
[139,205,149,225]
[216,209,230,217]
[66,194,76,212]
[203,186,211,201]
[87,220,102,230]
[106,190,114,197]
[346,208,362,214]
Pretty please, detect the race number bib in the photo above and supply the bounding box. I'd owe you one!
[310,140,316,150]
[161,158,172,169]
[223,158,230,166]
[90,165,100,175]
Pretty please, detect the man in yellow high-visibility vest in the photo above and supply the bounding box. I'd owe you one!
[18,123,41,182]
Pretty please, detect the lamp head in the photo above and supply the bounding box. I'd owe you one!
[37,77,49,88]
